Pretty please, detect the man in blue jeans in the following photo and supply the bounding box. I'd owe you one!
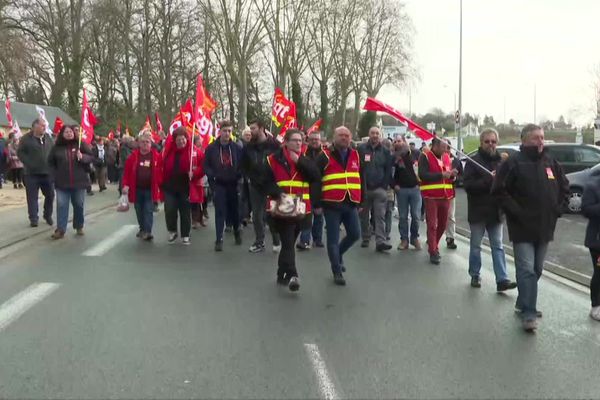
[17,119,55,227]
[315,126,364,285]
[463,128,516,291]
[492,124,569,332]
[298,130,325,249]
[392,137,422,250]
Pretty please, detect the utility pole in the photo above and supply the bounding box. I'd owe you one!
[457,0,463,151]
[533,84,537,123]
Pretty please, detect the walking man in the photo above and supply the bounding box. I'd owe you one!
[492,124,569,332]
[358,126,392,252]
[17,118,55,227]
[463,128,516,291]
[393,137,422,250]
[316,126,364,285]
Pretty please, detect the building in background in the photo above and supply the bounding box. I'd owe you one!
[0,101,77,136]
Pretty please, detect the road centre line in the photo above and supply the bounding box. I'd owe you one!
[82,224,138,257]
[304,343,339,400]
[0,282,60,332]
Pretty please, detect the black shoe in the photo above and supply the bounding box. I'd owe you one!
[333,273,346,286]
[136,230,143,238]
[515,307,543,318]
[341,265,346,272]
[30,221,38,227]
[44,216,53,226]
[288,277,300,292]
[215,240,223,252]
[497,280,518,292]
[87,191,94,196]
[314,241,325,248]
[99,186,107,192]
[296,242,310,251]
[234,230,242,245]
[18,183,23,189]
[470,276,482,288]
[429,252,441,265]
[446,238,457,250]
[360,240,370,248]
[375,243,392,252]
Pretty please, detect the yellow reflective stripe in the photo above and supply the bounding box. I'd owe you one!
[302,193,310,200]
[277,181,310,188]
[322,172,360,182]
[420,184,454,190]
[322,184,362,191]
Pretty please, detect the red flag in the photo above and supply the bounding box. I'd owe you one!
[306,119,323,135]
[108,130,115,140]
[5,99,13,129]
[52,117,64,135]
[169,99,194,134]
[271,88,295,127]
[80,88,97,145]
[362,97,434,141]
[155,112,164,133]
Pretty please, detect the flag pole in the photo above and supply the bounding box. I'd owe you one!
[189,123,196,179]
[78,126,83,149]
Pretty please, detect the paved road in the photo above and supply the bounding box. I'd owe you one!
[0,204,599,398]
[454,188,591,281]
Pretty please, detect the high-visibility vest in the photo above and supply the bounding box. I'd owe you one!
[267,154,311,213]
[321,148,362,203]
[419,151,455,199]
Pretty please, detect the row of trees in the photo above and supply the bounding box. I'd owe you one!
[0,0,414,135]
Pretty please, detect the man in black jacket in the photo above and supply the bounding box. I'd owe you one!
[464,128,516,291]
[491,123,569,332]
[241,119,281,253]
[204,120,243,251]
[17,118,55,227]
[358,126,393,252]
[393,137,422,250]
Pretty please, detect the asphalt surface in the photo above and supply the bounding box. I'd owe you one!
[454,188,592,281]
[0,202,599,399]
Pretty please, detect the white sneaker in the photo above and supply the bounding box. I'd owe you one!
[182,237,191,245]
[590,306,600,321]
[273,244,282,253]
[168,232,178,244]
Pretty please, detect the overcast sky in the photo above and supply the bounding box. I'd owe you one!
[379,0,600,126]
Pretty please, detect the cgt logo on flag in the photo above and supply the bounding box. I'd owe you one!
[272,88,295,127]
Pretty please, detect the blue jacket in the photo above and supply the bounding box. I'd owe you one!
[203,140,242,186]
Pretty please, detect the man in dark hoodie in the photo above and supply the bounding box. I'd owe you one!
[241,119,281,253]
[17,118,55,227]
[204,120,243,251]
[492,123,569,333]
[463,128,516,292]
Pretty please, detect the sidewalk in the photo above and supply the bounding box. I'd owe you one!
[0,184,119,250]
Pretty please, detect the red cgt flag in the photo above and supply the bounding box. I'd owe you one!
[155,112,164,133]
[79,88,97,145]
[271,88,295,128]
[362,97,434,141]
[306,118,323,135]
[52,117,64,135]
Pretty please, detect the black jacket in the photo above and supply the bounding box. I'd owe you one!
[204,140,242,186]
[358,141,392,190]
[315,146,366,209]
[582,170,600,249]
[241,137,280,188]
[463,148,502,224]
[48,142,94,190]
[17,132,54,175]
[491,146,569,243]
[392,150,419,188]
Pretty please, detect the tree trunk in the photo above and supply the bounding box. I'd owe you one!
[237,65,248,131]
[290,73,304,128]
[319,79,328,133]
[353,88,361,132]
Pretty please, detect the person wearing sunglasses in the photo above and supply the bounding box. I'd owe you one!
[464,128,516,293]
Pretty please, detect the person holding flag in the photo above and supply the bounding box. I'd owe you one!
[17,118,55,227]
[47,125,94,239]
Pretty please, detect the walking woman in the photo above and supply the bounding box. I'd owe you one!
[190,135,206,229]
[122,132,163,241]
[582,168,600,321]
[162,127,201,245]
[47,125,94,239]
[262,129,320,292]
[6,133,24,188]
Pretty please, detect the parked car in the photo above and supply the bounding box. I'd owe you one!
[565,164,600,213]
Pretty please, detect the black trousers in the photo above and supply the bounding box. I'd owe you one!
[272,215,311,279]
[164,190,191,237]
[589,249,600,307]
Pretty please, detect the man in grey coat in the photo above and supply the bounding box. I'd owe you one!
[17,118,55,227]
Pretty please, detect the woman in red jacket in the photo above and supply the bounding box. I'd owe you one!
[190,135,206,228]
[122,133,163,241]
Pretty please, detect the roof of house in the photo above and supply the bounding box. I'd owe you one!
[0,101,78,129]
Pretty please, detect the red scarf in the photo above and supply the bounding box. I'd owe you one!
[282,146,300,175]
[163,143,191,181]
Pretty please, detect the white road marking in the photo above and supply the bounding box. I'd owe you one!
[304,343,338,400]
[0,282,60,331]
[82,224,138,256]
[571,243,588,252]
